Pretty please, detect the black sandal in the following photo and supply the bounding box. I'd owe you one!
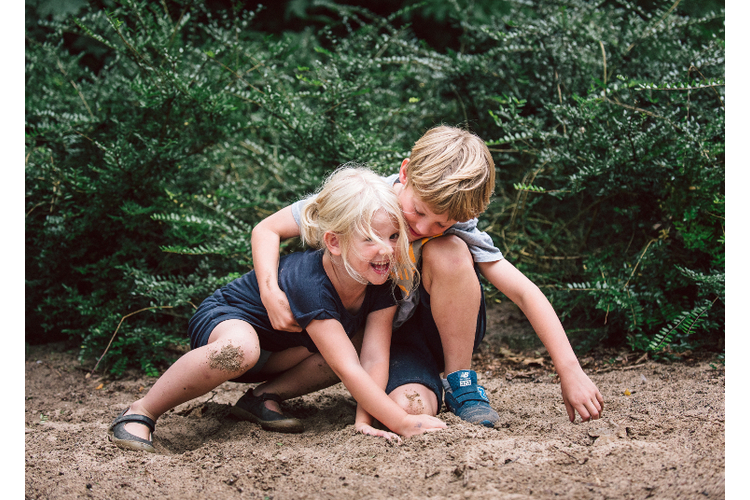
[108,408,157,453]
[230,391,304,433]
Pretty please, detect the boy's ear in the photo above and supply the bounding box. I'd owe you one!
[323,231,342,256]
[398,159,409,185]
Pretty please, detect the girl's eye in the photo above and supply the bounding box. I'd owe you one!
[389,232,399,241]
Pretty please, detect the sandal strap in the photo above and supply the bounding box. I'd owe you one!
[257,392,282,404]
[111,410,156,433]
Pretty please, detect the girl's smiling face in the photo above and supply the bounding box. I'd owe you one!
[347,209,401,285]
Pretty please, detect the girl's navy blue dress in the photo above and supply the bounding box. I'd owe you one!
[188,250,397,353]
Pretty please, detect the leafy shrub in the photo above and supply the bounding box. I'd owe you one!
[25,0,724,375]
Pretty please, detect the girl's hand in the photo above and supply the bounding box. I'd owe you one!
[396,414,447,438]
[261,287,302,332]
[355,423,402,444]
[559,369,604,422]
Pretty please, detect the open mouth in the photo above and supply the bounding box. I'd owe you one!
[370,261,391,275]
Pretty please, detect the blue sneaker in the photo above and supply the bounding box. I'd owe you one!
[444,370,499,428]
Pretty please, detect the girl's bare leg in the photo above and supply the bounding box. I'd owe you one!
[122,319,262,440]
[247,328,365,409]
[250,346,322,412]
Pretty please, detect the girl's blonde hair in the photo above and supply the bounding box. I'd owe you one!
[300,165,417,292]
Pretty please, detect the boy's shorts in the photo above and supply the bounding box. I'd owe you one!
[385,265,486,410]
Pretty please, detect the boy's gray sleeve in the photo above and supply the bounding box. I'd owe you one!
[290,198,310,227]
[446,219,504,263]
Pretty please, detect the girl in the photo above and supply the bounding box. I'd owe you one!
[109,166,447,453]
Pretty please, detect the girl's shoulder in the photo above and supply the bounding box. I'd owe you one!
[279,250,332,297]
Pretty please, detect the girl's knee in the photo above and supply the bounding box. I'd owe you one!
[206,320,261,374]
[389,384,439,416]
[206,338,260,374]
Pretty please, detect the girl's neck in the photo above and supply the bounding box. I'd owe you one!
[322,252,366,314]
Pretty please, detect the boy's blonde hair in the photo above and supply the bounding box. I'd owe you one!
[405,125,495,221]
[300,165,417,291]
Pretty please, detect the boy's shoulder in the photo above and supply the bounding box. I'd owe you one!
[382,172,399,186]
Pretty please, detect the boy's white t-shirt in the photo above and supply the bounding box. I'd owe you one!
[290,172,504,328]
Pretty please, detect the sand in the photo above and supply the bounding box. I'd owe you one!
[25,302,725,499]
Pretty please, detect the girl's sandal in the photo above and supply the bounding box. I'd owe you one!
[108,408,157,453]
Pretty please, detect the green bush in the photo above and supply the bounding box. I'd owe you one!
[25,0,724,375]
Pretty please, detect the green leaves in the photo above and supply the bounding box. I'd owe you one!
[26,0,724,373]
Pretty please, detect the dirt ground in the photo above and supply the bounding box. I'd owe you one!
[24,302,726,499]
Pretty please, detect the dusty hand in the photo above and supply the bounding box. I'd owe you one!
[560,369,604,422]
[261,287,302,332]
[355,423,402,443]
[396,414,447,438]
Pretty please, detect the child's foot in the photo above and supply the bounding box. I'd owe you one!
[443,370,499,428]
[109,407,156,453]
[230,390,304,433]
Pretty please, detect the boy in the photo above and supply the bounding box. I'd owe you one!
[236,126,603,432]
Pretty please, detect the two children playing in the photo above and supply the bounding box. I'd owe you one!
[110,126,604,452]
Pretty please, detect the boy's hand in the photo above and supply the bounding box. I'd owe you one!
[396,414,447,438]
[559,369,604,422]
[355,423,402,444]
[261,287,302,332]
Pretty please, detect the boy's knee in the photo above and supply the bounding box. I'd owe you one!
[390,385,439,416]
[423,236,473,271]
[422,235,476,291]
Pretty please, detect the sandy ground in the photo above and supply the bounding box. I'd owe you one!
[25,302,725,499]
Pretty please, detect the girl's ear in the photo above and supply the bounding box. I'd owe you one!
[323,231,342,256]
[398,158,409,185]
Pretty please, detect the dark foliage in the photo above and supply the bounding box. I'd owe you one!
[25,0,724,375]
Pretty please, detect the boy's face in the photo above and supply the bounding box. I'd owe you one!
[398,160,457,242]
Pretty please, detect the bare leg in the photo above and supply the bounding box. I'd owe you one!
[248,328,365,408]
[421,235,481,375]
[388,383,439,417]
[123,319,262,440]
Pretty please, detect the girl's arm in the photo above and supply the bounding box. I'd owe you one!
[306,317,446,438]
[251,205,303,332]
[354,306,401,442]
[478,259,604,422]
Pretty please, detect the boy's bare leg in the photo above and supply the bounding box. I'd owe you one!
[388,383,439,417]
[421,235,499,427]
[421,235,480,375]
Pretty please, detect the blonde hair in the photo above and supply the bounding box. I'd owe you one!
[405,125,495,221]
[300,165,417,292]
